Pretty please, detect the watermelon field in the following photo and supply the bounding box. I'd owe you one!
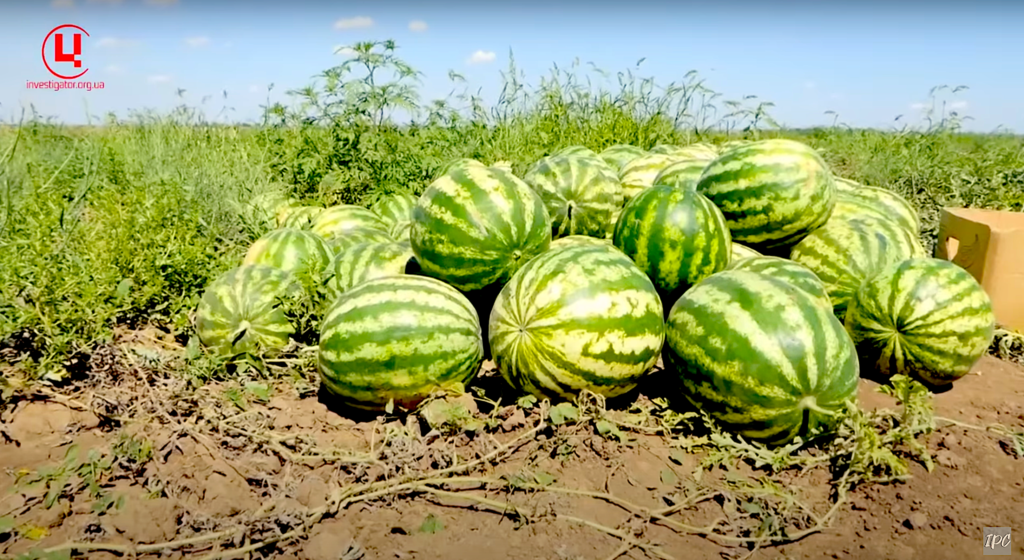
[2,43,1024,559]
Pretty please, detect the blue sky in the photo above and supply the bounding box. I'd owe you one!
[2,0,1021,132]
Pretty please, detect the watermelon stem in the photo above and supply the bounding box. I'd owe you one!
[798,396,836,416]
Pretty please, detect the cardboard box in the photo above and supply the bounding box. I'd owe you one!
[934,207,1024,332]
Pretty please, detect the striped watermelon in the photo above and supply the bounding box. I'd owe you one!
[831,185,920,234]
[728,256,832,310]
[619,154,683,201]
[697,139,837,250]
[613,185,731,307]
[790,215,926,319]
[491,160,514,173]
[389,220,413,242]
[318,275,484,411]
[731,242,762,261]
[438,158,486,177]
[653,159,709,191]
[327,241,415,297]
[196,264,301,357]
[243,228,332,276]
[280,206,323,230]
[329,228,395,255]
[553,146,599,159]
[651,144,718,161]
[550,235,615,250]
[311,205,390,241]
[664,270,859,445]
[271,198,307,226]
[833,177,860,192]
[649,144,682,155]
[489,243,665,400]
[844,258,995,386]
[599,144,647,171]
[719,139,753,151]
[371,193,418,230]
[411,164,551,292]
[523,154,624,238]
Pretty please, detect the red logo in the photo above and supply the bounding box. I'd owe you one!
[42,24,90,80]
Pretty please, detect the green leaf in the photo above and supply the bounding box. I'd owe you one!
[548,402,578,426]
[660,469,678,486]
[516,395,537,409]
[418,513,444,534]
[669,449,687,465]
[114,278,133,299]
[533,471,556,487]
[244,382,271,403]
[595,419,626,442]
[185,335,201,360]
[0,516,15,534]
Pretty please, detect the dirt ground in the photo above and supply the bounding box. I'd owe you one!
[1,327,1022,560]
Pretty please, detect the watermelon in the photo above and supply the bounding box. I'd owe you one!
[244,190,300,227]
[651,144,718,161]
[833,177,860,191]
[727,256,832,310]
[790,215,926,319]
[389,220,413,242]
[438,158,488,178]
[371,193,419,230]
[831,185,920,234]
[550,235,614,250]
[613,185,731,308]
[318,275,484,411]
[280,206,323,230]
[653,159,709,191]
[243,228,332,276]
[523,154,624,239]
[619,154,683,201]
[553,146,598,159]
[663,269,859,445]
[410,164,551,292]
[599,144,647,171]
[196,264,301,357]
[311,205,390,241]
[327,240,415,297]
[491,160,514,173]
[844,258,995,386]
[697,139,837,250]
[719,139,753,151]
[489,243,665,400]
[328,228,396,255]
[731,242,762,261]
[649,144,683,155]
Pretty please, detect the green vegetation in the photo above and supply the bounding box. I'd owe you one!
[1,39,1023,385]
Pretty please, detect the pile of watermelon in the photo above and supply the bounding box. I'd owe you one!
[195,138,996,446]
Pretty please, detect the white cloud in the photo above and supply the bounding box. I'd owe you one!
[467,50,496,65]
[803,81,816,90]
[248,85,262,93]
[184,36,211,48]
[948,100,968,110]
[51,0,75,8]
[408,20,428,32]
[104,64,125,74]
[829,93,844,100]
[333,45,357,56]
[147,75,171,84]
[334,16,373,30]
[96,37,139,48]
[910,102,929,110]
